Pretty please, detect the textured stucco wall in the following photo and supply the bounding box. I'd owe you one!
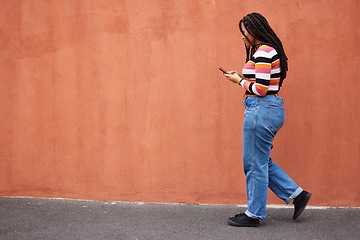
[1,0,359,207]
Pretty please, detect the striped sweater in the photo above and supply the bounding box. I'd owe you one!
[239,45,281,96]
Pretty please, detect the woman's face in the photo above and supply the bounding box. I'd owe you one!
[240,22,257,48]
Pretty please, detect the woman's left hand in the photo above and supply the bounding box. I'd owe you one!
[224,71,241,84]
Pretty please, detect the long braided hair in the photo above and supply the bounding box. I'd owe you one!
[239,13,288,87]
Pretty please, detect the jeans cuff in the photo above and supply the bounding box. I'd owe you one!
[245,210,264,220]
[285,187,303,204]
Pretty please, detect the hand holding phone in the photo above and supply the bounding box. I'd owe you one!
[220,67,242,84]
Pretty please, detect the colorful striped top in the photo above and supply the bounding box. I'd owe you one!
[239,45,281,96]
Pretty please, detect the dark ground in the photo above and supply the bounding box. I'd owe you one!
[0,197,359,240]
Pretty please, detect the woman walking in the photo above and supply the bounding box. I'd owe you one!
[222,13,311,227]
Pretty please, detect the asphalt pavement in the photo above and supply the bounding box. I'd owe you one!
[0,197,359,240]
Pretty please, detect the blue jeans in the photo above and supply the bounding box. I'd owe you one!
[243,95,302,220]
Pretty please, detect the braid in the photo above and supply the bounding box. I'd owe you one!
[239,13,288,87]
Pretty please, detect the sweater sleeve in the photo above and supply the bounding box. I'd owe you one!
[240,47,274,96]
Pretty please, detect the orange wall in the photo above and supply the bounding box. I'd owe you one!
[1,0,359,207]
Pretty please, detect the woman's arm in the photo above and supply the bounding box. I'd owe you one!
[239,46,277,96]
[239,61,271,96]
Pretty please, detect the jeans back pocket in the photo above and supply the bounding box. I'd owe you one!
[266,106,285,135]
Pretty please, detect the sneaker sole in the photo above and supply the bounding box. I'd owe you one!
[293,192,312,220]
[227,218,259,227]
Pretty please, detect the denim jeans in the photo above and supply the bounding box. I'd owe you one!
[243,95,303,220]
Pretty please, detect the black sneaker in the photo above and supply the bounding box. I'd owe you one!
[228,213,260,227]
[293,190,312,220]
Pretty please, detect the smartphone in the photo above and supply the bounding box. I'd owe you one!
[218,67,228,74]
